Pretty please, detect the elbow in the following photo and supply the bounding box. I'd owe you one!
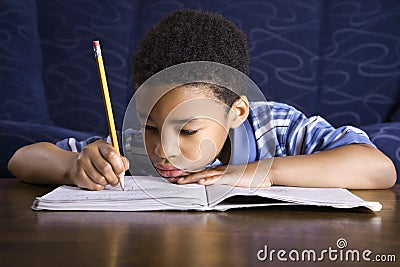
[8,145,32,181]
[352,145,397,189]
[371,150,397,189]
[380,157,397,189]
[8,147,24,179]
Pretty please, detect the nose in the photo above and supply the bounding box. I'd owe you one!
[154,135,179,160]
[154,141,166,158]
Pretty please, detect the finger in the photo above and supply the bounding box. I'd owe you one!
[177,169,225,184]
[122,156,130,171]
[167,178,178,183]
[84,163,108,186]
[198,174,222,185]
[74,152,107,189]
[98,144,126,176]
[85,180,106,191]
[212,173,272,188]
[86,182,105,191]
[77,169,105,191]
[210,173,247,187]
[91,153,120,186]
[116,156,130,183]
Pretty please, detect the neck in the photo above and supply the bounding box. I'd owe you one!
[218,134,231,165]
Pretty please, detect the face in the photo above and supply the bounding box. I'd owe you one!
[137,86,238,178]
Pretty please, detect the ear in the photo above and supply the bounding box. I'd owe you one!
[229,95,249,129]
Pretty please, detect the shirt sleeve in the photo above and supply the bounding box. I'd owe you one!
[55,136,106,152]
[55,132,123,153]
[284,106,375,155]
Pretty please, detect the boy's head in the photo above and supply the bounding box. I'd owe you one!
[133,9,250,107]
[131,10,251,177]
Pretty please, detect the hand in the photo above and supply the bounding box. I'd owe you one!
[67,140,130,190]
[168,160,274,188]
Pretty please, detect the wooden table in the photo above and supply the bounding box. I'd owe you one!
[0,179,399,267]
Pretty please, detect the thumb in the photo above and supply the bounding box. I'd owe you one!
[122,156,130,171]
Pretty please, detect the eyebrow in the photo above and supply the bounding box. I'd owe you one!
[170,118,202,124]
[137,112,148,120]
[137,112,202,124]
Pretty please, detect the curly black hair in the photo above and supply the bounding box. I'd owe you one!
[132,10,250,107]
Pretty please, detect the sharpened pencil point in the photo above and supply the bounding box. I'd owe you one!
[120,177,125,191]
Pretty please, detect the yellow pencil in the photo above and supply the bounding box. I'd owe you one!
[93,40,124,190]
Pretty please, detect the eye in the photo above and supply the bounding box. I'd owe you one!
[144,125,157,132]
[180,129,198,136]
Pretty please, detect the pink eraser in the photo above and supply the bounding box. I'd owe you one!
[93,40,100,47]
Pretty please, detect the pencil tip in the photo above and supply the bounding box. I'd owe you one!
[120,178,125,191]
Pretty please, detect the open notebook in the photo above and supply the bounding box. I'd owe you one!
[32,176,382,212]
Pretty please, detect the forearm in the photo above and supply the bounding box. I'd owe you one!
[270,144,397,189]
[8,142,77,185]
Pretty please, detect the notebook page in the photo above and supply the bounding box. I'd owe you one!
[205,185,382,211]
[33,176,208,211]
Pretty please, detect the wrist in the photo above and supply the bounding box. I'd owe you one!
[249,158,275,187]
[268,157,279,186]
[62,152,79,186]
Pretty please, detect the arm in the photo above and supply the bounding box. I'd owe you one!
[8,140,129,190]
[270,144,396,189]
[173,144,396,189]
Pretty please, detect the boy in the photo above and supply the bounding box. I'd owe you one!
[8,10,396,190]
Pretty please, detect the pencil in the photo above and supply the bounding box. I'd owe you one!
[93,40,125,190]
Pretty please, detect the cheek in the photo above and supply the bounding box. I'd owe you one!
[178,138,202,160]
[178,132,226,161]
[213,132,228,152]
[207,123,228,144]
[143,133,157,155]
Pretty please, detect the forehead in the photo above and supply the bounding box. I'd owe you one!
[160,84,215,102]
[137,85,227,123]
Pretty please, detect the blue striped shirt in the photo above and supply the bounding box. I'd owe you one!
[248,101,374,158]
[56,101,374,164]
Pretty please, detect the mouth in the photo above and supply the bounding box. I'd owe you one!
[154,164,187,178]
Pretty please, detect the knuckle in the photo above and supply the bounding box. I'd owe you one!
[75,157,85,170]
[109,178,119,186]
[96,175,107,185]
[189,176,199,183]
[95,140,114,156]
[104,149,113,158]
[115,161,125,173]
[123,157,130,169]
[93,139,104,144]
[100,162,112,173]
[92,184,104,191]
[75,179,85,189]
[102,145,116,159]
[76,154,85,164]
[81,145,91,155]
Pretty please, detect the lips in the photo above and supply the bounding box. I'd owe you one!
[154,164,186,178]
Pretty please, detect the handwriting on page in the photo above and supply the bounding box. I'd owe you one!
[44,176,204,202]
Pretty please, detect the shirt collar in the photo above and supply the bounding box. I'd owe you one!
[229,118,257,164]
[205,117,257,169]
